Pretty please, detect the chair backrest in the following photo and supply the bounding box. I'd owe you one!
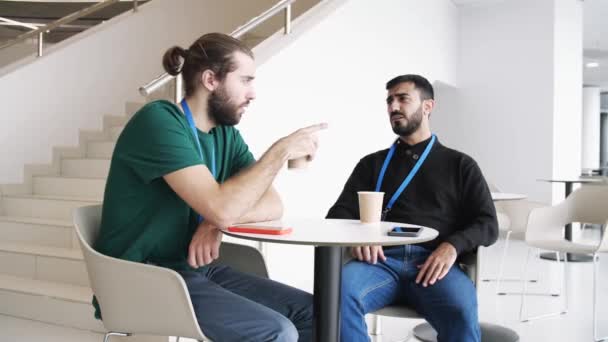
[567,184,608,224]
[458,250,480,287]
[498,199,546,234]
[73,205,207,340]
[526,185,608,248]
[213,242,269,278]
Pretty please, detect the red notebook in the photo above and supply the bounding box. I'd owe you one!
[227,225,293,235]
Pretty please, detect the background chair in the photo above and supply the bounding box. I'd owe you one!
[519,185,608,341]
[370,250,519,342]
[490,199,548,295]
[73,205,268,342]
[486,183,548,295]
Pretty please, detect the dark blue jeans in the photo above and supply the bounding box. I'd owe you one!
[178,266,313,342]
[340,245,480,342]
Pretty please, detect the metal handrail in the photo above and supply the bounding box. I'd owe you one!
[0,17,38,30]
[139,0,296,102]
[0,19,92,30]
[0,0,140,57]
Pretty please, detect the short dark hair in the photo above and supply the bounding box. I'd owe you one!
[385,74,434,101]
[162,33,253,97]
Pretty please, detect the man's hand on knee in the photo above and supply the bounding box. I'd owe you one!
[416,242,457,287]
[188,221,223,268]
[350,246,386,264]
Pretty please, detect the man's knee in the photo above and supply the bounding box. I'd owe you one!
[272,317,299,342]
[451,300,478,324]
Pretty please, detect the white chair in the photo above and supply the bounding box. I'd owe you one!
[519,185,608,341]
[491,199,548,295]
[73,205,268,342]
[486,183,549,295]
[370,251,519,342]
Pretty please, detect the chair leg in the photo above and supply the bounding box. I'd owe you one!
[519,247,533,321]
[485,239,538,292]
[501,248,555,296]
[103,332,130,342]
[520,249,569,322]
[561,254,569,315]
[495,230,512,294]
[370,314,382,336]
[593,254,607,342]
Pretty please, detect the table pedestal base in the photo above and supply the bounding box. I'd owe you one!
[313,246,343,342]
[539,252,594,262]
[413,322,519,342]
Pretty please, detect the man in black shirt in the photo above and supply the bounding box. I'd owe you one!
[327,74,498,342]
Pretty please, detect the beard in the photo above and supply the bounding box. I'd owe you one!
[391,105,423,137]
[208,85,243,126]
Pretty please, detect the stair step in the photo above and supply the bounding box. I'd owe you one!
[1,194,99,221]
[0,242,88,287]
[33,176,106,199]
[0,216,73,248]
[61,158,110,179]
[108,125,125,140]
[86,141,115,159]
[0,274,104,331]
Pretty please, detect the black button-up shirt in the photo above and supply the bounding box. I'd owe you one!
[326,136,498,254]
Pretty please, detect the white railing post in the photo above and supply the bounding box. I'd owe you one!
[37,32,43,57]
[284,4,292,34]
[174,74,183,103]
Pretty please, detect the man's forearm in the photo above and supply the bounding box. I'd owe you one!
[213,144,288,226]
[236,187,283,223]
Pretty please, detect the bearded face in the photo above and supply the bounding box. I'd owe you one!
[390,103,424,137]
[207,83,243,126]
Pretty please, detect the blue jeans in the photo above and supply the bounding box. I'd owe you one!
[341,245,480,342]
[178,266,313,342]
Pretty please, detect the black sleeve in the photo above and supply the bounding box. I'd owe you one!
[326,157,374,219]
[445,158,499,255]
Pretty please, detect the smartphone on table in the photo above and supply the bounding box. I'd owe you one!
[387,226,422,237]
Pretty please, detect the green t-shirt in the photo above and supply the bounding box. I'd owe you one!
[92,100,254,317]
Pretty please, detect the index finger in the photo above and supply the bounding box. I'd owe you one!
[299,123,328,134]
[416,258,433,284]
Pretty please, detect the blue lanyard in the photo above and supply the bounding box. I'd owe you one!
[180,99,217,178]
[180,99,217,224]
[375,134,436,220]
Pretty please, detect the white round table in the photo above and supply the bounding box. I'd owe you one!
[223,218,438,342]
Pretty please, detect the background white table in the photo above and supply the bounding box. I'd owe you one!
[491,192,527,202]
[223,218,438,342]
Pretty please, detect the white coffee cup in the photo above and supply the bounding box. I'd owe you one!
[357,191,385,223]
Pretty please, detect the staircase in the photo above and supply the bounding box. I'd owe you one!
[0,102,138,332]
[0,0,324,334]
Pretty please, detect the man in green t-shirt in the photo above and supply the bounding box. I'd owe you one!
[95,33,324,342]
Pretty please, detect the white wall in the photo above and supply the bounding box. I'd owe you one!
[242,0,459,291]
[582,86,601,169]
[445,0,582,204]
[0,0,278,184]
[553,0,583,186]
